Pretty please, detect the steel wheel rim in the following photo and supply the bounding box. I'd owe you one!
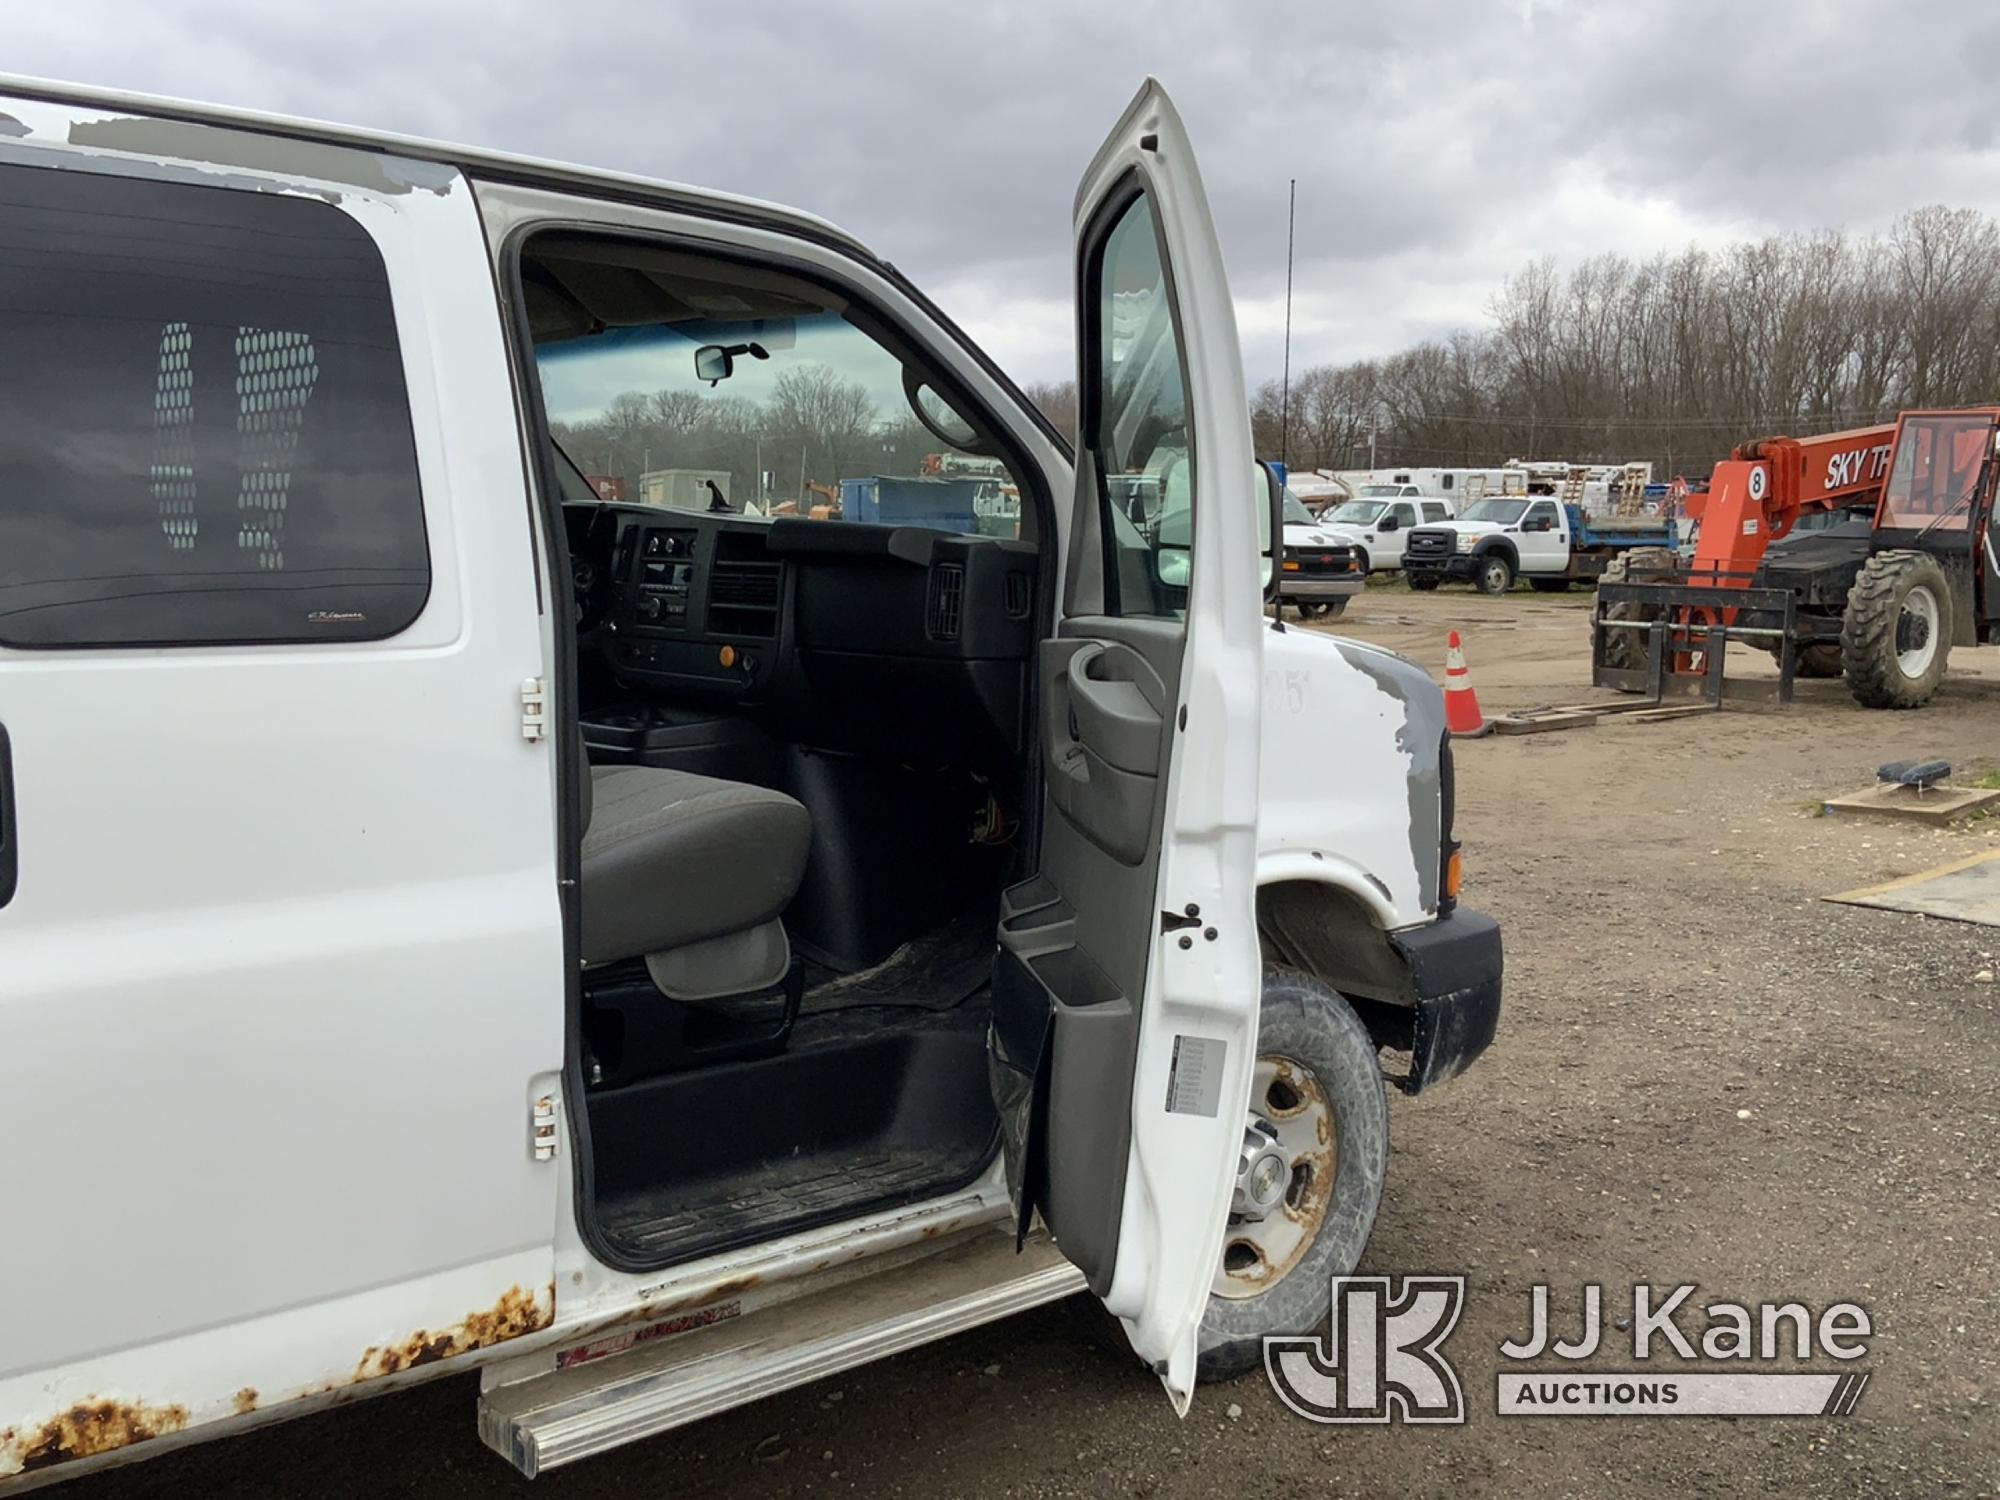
[1213,1055,1337,1301]
[1482,559,1507,591]
[1897,585,1940,677]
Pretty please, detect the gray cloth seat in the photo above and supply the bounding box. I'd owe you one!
[581,764,812,1000]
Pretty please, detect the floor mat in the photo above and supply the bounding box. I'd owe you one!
[801,910,996,1014]
[598,1139,993,1258]
[1826,849,2000,927]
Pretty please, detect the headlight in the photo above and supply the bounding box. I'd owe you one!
[1454,532,1477,553]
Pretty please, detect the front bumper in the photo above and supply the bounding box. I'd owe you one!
[1280,573,1366,602]
[1403,553,1481,583]
[1385,906,1502,1094]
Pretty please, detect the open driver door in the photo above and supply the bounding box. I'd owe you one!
[989,79,1264,1410]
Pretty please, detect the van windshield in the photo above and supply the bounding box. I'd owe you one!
[1460,499,1529,524]
[1283,490,1316,527]
[1326,500,1387,524]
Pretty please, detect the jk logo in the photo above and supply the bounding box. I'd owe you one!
[1264,1275,1466,1424]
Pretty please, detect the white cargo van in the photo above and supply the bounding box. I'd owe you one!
[0,75,1501,1489]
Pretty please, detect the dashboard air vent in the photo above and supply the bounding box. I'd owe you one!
[707,560,781,637]
[927,564,965,641]
[1003,571,1030,619]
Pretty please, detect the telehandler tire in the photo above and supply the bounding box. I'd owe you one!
[1841,550,1952,709]
[1597,546,1678,686]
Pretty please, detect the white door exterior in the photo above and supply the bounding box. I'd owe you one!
[1516,498,1570,572]
[1065,80,1265,1411]
[0,102,563,1480]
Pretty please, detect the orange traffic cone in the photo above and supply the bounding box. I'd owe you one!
[1443,630,1490,738]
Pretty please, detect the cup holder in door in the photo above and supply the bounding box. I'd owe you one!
[997,874,1073,958]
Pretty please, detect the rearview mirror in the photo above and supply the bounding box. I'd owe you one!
[694,341,769,387]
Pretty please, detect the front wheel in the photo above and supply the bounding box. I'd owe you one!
[1196,967,1389,1381]
[1842,550,1953,709]
[1474,553,1515,595]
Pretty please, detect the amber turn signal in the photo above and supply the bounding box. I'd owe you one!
[1443,849,1464,901]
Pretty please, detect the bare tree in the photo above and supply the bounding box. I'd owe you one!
[1023,379,1078,435]
[766,363,878,482]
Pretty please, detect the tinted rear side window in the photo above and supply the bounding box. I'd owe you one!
[0,163,429,647]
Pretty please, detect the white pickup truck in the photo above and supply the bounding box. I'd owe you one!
[1315,488,1457,573]
[0,75,1501,1488]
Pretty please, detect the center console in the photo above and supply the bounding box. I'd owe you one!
[608,520,783,694]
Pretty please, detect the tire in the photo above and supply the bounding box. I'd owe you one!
[1353,550,1371,576]
[1473,552,1515,595]
[1296,600,1343,620]
[1195,967,1389,1382]
[1529,578,1571,593]
[1765,642,1844,678]
[1841,550,1953,709]
[1597,546,1678,684]
[1406,575,1440,592]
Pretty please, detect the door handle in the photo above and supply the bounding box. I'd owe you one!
[1065,645,1166,776]
[0,723,16,909]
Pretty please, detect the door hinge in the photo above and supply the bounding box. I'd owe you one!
[520,678,549,741]
[531,1094,559,1161]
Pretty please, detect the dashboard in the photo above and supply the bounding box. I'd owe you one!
[564,503,1040,767]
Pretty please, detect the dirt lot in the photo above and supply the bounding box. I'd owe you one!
[75,586,1999,1499]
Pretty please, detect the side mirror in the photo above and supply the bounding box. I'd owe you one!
[1259,460,1284,603]
[1377,514,1401,532]
[694,341,769,388]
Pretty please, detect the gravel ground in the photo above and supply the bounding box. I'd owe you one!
[68,587,2000,1499]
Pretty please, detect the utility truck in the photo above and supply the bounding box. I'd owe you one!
[1402,497,1676,594]
[0,76,1501,1489]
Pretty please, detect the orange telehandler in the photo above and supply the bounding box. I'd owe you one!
[1592,407,2000,707]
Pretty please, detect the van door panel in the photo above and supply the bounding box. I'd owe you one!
[991,80,1263,1411]
[0,114,561,1479]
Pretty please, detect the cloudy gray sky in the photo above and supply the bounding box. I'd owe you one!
[12,0,1999,388]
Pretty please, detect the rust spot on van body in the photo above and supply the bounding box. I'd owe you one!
[353,1284,554,1381]
[639,1273,762,1321]
[231,1388,258,1417]
[2,1399,190,1475]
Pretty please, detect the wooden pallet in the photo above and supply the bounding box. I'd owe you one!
[1821,782,2000,825]
[1489,700,1717,735]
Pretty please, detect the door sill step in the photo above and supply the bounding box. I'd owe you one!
[478,1229,1085,1477]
